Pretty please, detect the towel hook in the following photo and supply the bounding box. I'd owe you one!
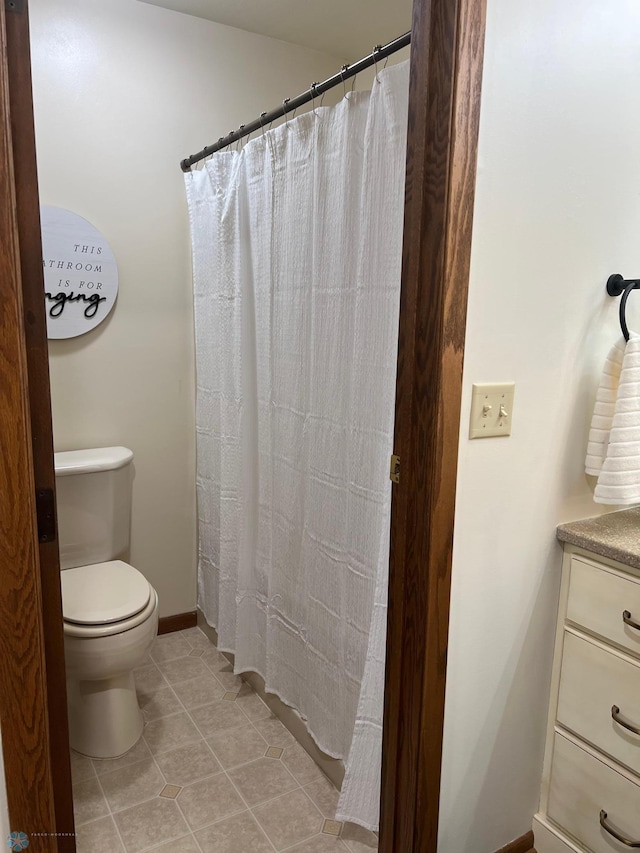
[607,273,640,342]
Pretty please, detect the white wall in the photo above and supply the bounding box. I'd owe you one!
[30,0,341,617]
[439,1,640,851]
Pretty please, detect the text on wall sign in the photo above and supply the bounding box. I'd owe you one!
[41,206,118,339]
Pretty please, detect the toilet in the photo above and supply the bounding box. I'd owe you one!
[54,446,158,759]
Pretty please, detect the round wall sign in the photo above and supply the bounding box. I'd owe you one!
[41,206,118,339]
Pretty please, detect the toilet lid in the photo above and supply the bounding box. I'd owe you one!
[62,561,152,625]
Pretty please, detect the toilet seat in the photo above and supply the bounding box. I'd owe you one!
[64,588,157,638]
[62,561,156,638]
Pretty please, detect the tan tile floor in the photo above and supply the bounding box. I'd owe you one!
[72,627,379,853]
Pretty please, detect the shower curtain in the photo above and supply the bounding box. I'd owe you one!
[184,60,409,830]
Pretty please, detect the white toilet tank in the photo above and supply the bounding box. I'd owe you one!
[54,447,134,570]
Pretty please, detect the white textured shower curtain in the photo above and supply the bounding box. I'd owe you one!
[185,60,408,830]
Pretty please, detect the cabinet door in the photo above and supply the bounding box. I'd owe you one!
[558,631,640,775]
[567,558,640,658]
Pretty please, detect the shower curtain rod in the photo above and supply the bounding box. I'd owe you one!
[180,31,411,172]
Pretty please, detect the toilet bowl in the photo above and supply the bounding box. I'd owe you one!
[62,560,159,758]
[54,447,159,759]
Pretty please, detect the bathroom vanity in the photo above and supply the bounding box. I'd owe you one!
[534,509,640,852]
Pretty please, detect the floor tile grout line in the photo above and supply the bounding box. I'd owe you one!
[184,690,253,739]
[211,767,280,853]
[151,631,211,853]
[129,648,274,850]
[139,832,201,853]
[83,763,336,849]
[135,824,195,853]
[140,728,202,759]
[279,832,348,853]
[187,631,346,848]
[250,784,326,841]
[77,629,349,852]
[98,747,311,803]
[141,664,329,785]
[191,831,207,853]
[155,648,245,692]
[144,637,273,735]
[175,629,367,850]
[138,679,248,737]
[137,730,205,853]
[178,804,269,841]
[136,736,201,853]
[86,764,129,852]
[163,633,279,853]
[225,764,301,812]
[109,813,129,853]
[170,782,209,853]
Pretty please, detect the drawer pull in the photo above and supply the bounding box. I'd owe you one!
[600,810,640,847]
[623,610,640,631]
[612,705,640,736]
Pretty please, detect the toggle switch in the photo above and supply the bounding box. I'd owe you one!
[469,383,515,439]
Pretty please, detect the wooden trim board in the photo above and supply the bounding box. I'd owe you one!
[494,830,536,853]
[158,611,198,635]
[379,0,487,849]
[4,1,75,846]
[0,2,64,848]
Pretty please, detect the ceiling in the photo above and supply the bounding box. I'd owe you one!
[139,0,412,60]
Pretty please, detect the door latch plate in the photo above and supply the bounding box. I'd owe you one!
[5,0,25,13]
[36,488,56,544]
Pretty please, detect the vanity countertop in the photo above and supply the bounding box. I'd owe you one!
[557,507,640,569]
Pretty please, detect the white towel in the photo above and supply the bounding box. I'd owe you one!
[586,332,640,505]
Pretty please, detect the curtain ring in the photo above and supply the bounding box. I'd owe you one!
[283,98,291,127]
[340,64,349,98]
[310,82,318,116]
[373,45,382,83]
[260,111,268,137]
[236,126,245,151]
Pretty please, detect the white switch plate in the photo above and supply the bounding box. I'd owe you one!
[469,382,515,439]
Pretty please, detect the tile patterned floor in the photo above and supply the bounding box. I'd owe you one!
[72,627,378,853]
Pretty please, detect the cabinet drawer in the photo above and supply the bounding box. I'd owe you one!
[567,558,640,658]
[549,733,640,853]
[558,631,640,775]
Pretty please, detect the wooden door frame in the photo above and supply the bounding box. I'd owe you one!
[380,0,487,850]
[0,0,486,850]
[0,0,76,850]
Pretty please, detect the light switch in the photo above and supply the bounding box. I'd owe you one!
[469,382,515,439]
